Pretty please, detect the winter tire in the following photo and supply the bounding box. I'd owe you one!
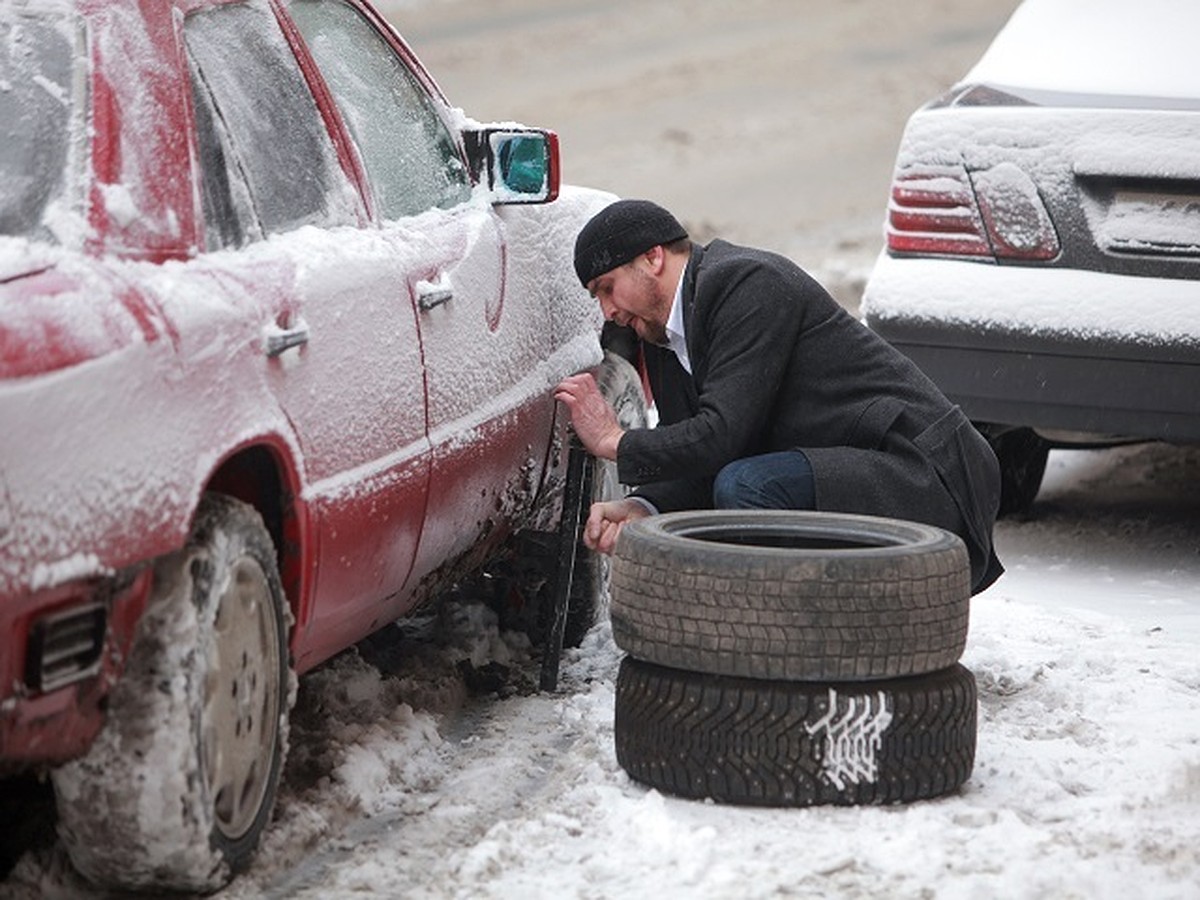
[610,510,971,681]
[615,657,977,807]
[52,494,291,893]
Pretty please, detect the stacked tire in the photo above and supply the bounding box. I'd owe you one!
[609,510,977,807]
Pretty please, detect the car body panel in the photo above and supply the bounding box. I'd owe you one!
[87,0,202,259]
[868,256,1200,441]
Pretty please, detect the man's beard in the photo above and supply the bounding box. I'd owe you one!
[630,268,668,345]
[638,318,668,345]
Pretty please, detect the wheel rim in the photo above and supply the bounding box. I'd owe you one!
[203,555,282,841]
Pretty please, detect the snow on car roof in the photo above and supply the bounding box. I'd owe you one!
[963,0,1200,100]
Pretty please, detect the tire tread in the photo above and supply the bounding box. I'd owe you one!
[615,658,977,807]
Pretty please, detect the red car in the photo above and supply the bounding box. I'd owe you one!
[0,0,636,891]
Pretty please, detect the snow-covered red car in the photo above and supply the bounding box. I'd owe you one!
[862,0,1200,515]
[0,0,631,890]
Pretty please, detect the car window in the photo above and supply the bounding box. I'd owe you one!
[0,12,80,242]
[186,53,262,251]
[184,0,355,244]
[287,0,471,221]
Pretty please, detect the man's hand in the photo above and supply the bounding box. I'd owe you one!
[583,499,651,555]
[554,373,625,460]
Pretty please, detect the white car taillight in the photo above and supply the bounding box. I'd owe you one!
[886,161,1059,262]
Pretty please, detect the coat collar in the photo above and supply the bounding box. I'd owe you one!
[673,243,705,387]
[679,243,704,329]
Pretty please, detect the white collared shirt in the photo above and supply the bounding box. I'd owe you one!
[625,265,687,517]
[663,266,691,374]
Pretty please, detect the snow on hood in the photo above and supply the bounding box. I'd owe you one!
[965,0,1200,100]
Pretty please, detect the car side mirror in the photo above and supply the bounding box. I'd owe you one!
[464,127,560,204]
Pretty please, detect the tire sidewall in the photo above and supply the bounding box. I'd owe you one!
[610,510,972,681]
[626,509,963,571]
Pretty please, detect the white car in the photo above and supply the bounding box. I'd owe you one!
[862,0,1200,515]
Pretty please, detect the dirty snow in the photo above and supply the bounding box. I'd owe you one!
[3,441,1198,899]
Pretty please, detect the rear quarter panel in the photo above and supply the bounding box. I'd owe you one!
[0,256,302,601]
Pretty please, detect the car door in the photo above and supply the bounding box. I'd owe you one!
[181,0,432,665]
[285,0,556,589]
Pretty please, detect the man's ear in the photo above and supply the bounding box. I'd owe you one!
[644,245,666,274]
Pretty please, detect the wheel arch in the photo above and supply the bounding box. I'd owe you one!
[203,435,309,648]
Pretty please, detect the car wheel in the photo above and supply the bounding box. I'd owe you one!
[985,427,1050,517]
[610,510,971,681]
[491,351,648,647]
[563,350,649,642]
[615,657,977,807]
[52,494,291,893]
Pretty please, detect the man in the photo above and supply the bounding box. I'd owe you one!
[555,199,1003,594]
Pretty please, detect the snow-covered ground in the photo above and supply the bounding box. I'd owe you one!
[4,440,1198,899]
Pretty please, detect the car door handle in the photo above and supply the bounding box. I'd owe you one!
[265,321,310,357]
[416,275,453,311]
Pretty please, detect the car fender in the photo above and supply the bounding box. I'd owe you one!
[498,184,615,374]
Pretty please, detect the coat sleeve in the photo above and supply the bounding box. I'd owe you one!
[616,261,808,487]
[629,476,715,514]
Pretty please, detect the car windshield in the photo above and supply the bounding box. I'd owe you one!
[0,11,80,243]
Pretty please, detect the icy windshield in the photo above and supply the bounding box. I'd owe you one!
[0,11,80,242]
[287,0,471,220]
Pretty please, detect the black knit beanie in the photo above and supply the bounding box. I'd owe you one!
[573,199,688,287]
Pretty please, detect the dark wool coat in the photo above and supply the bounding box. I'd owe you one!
[618,240,1004,594]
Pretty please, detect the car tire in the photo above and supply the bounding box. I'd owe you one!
[615,657,977,807]
[565,349,650,640]
[52,494,291,893]
[985,427,1050,517]
[610,510,971,681]
[491,351,648,647]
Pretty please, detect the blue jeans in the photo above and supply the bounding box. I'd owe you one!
[712,450,816,510]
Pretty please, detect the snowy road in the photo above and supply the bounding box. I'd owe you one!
[10,446,1197,899]
[4,1,1199,898]
[236,447,1200,899]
